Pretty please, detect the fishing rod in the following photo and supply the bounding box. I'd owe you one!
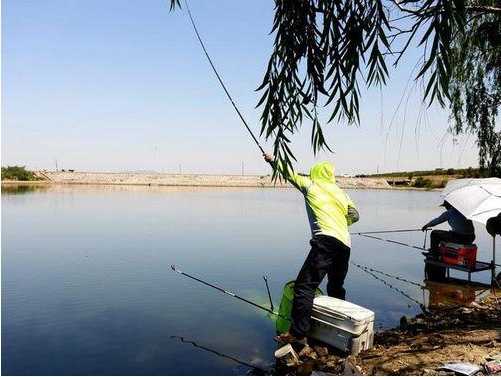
[263,275,274,312]
[171,335,267,373]
[171,265,281,317]
[351,228,425,235]
[182,0,265,155]
[355,233,428,252]
[357,232,501,268]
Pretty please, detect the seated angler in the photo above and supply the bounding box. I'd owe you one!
[422,200,476,252]
[421,200,475,280]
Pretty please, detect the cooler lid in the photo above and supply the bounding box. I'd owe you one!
[441,242,477,249]
[313,296,374,322]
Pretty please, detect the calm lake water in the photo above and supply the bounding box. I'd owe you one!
[2,184,494,375]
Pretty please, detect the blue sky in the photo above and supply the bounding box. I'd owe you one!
[2,0,478,175]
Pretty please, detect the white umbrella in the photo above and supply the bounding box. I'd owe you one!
[441,178,501,286]
[441,177,501,225]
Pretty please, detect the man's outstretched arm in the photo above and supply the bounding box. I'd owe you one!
[422,211,449,230]
[263,153,311,192]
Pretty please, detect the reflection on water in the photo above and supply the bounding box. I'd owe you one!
[170,335,269,375]
[2,185,495,375]
[1,184,49,195]
[423,279,491,309]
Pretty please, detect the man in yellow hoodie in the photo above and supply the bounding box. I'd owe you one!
[264,154,359,344]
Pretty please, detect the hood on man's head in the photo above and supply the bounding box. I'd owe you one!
[310,161,335,183]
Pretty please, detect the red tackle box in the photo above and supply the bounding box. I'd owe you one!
[439,242,477,269]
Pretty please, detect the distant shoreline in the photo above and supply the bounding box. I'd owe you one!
[2,170,392,190]
[0,171,441,190]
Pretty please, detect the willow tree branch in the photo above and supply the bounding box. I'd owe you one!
[466,5,501,14]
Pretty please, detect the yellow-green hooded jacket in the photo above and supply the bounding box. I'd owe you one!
[278,161,358,247]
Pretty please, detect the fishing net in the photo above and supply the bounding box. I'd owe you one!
[275,281,323,334]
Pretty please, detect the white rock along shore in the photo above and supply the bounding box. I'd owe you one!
[21,171,393,189]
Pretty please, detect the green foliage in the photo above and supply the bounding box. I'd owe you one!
[372,167,477,177]
[449,2,501,177]
[253,0,395,178]
[411,176,448,189]
[463,166,485,177]
[413,177,433,188]
[254,0,473,178]
[371,166,495,180]
[170,0,500,179]
[169,0,180,11]
[1,166,38,181]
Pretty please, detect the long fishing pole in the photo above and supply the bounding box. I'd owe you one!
[356,233,501,268]
[263,275,274,311]
[182,0,265,155]
[171,265,281,317]
[355,233,428,251]
[171,335,267,373]
[351,228,425,235]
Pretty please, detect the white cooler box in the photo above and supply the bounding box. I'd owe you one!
[308,296,375,355]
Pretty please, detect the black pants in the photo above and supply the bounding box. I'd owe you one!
[290,235,350,337]
[426,230,475,281]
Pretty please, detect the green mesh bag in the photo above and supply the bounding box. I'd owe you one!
[275,281,323,334]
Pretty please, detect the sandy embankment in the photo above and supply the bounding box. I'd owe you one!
[19,171,393,189]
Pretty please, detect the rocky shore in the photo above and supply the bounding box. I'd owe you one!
[275,291,500,376]
[11,171,393,190]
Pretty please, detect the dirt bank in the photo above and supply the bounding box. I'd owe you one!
[357,293,500,375]
[16,171,394,190]
[276,292,500,376]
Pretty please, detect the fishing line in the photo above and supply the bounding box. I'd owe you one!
[350,261,426,310]
[355,231,501,267]
[182,0,265,155]
[351,261,424,288]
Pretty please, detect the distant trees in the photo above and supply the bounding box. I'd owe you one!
[372,166,481,177]
[1,166,38,181]
[448,2,500,176]
[413,177,433,188]
[171,0,500,177]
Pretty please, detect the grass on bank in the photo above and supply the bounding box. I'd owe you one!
[412,176,448,189]
[367,167,484,178]
[1,166,40,181]
[357,166,490,189]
